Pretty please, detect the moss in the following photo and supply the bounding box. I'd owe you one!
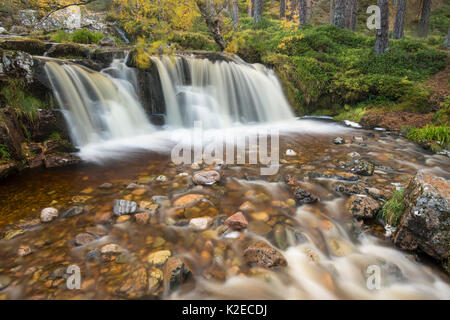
[0,39,46,55]
[380,189,406,228]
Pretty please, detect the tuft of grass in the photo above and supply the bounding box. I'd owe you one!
[0,79,43,122]
[380,189,406,227]
[0,144,11,160]
[50,29,104,44]
[407,125,450,149]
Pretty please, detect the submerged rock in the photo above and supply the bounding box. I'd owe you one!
[225,212,248,230]
[163,257,193,293]
[345,195,381,219]
[394,171,450,273]
[61,206,84,218]
[147,250,171,266]
[17,245,32,257]
[113,200,137,216]
[193,170,221,186]
[243,240,287,268]
[40,207,59,223]
[189,217,213,231]
[0,275,12,290]
[74,233,96,246]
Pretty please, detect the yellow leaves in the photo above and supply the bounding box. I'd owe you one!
[114,0,197,33]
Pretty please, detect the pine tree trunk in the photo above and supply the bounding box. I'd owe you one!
[392,0,407,39]
[330,0,335,24]
[375,0,389,55]
[333,0,346,28]
[345,0,353,28]
[306,0,312,23]
[418,0,431,37]
[350,0,358,30]
[248,0,254,17]
[254,0,264,23]
[231,0,239,29]
[299,0,307,26]
[280,0,286,18]
[445,27,450,50]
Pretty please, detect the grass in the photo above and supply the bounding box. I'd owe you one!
[407,125,450,149]
[50,29,104,44]
[0,144,10,160]
[0,79,43,122]
[380,189,406,228]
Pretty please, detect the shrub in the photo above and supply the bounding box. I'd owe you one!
[171,32,218,51]
[380,189,406,228]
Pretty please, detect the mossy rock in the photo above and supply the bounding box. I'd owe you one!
[45,43,92,59]
[0,39,47,56]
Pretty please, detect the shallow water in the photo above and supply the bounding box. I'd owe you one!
[0,119,449,300]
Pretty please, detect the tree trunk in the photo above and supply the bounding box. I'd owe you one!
[418,0,431,37]
[299,0,307,26]
[330,0,335,24]
[280,0,286,18]
[196,0,227,51]
[306,0,312,23]
[333,0,346,28]
[445,27,450,50]
[344,0,353,28]
[375,0,389,55]
[254,0,264,23]
[289,0,299,20]
[231,0,239,29]
[248,0,254,17]
[392,0,407,39]
[350,0,358,30]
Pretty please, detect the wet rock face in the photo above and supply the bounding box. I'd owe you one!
[346,195,381,220]
[394,171,450,273]
[0,107,25,161]
[243,240,287,268]
[1,50,34,82]
[25,109,69,142]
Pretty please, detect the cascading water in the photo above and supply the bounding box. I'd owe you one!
[152,55,295,128]
[44,59,154,147]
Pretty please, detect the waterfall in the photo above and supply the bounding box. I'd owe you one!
[44,59,154,147]
[43,54,295,151]
[152,55,295,128]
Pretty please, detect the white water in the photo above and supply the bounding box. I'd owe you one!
[152,55,294,128]
[44,60,154,147]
